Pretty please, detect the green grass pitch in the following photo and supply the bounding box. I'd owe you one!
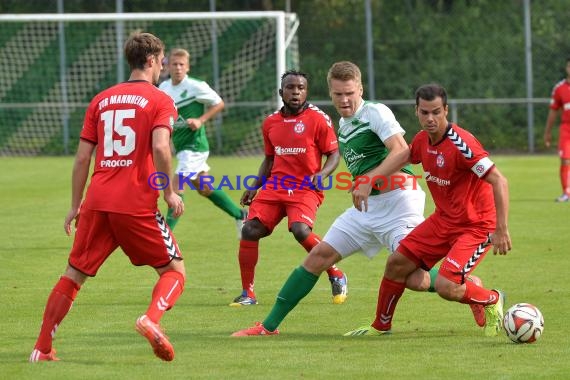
[0,155,568,379]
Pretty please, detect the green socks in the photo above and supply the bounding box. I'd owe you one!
[427,267,438,292]
[263,266,319,332]
[207,190,243,219]
[166,193,184,230]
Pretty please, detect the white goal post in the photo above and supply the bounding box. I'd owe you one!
[0,12,299,155]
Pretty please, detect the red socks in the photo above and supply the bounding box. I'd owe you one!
[34,276,80,353]
[560,164,570,195]
[145,271,185,323]
[238,233,345,298]
[372,277,406,331]
[460,279,499,306]
[301,232,344,278]
[238,240,259,298]
[300,232,321,252]
[33,271,185,354]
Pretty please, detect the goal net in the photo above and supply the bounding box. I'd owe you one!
[0,12,299,156]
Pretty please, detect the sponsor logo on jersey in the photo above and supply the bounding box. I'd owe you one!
[564,102,570,110]
[274,146,307,155]
[100,159,133,168]
[436,153,445,167]
[427,148,438,155]
[294,121,305,134]
[344,148,365,164]
[424,171,450,186]
[475,164,485,174]
[173,115,187,129]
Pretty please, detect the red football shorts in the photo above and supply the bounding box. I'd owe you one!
[397,214,492,284]
[68,208,182,276]
[247,188,324,233]
[558,124,570,159]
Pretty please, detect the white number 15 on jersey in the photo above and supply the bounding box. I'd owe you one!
[101,109,135,157]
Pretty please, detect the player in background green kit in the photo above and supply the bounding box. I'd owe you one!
[159,48,247,237]
[231,61,484,336]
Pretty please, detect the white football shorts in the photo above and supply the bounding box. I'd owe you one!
[323,187,426,259]
[175,150,211,180]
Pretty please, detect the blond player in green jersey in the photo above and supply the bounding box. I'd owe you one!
[159,48,246,237]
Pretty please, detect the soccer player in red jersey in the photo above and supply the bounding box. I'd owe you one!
[544,56,570,202]
[345,83,512,337]
[229,70,347,306]
[29,32,185,362]
[231,64,486,338]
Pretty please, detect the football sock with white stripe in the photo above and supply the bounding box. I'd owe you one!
[145,270,185,323]
[33,276,80,354]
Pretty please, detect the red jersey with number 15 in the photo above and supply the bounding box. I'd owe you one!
[263,103,338,189]
[80,80,177,215]
[410,124,496,228]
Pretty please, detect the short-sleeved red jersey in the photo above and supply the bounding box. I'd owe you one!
[410,124,495,227]
[80,80,177,214]
[262,103,338,188]
[549,79,570,125]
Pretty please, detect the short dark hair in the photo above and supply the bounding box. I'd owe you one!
[415,83,448,107]
[124,32,165,70]
[280,70,308,88]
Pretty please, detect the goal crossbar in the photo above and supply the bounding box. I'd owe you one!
[0,11,290,22]
[0,12,299,155]
[0,12,294,96]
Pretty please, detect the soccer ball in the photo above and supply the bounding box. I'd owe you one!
[503,303,544,344]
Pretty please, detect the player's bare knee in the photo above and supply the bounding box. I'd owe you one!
[385,251,414,279]
[241,219,268,240]
[304,245,334,274]
[159,258,186,279]
[63,266,88,286]
[290,222,311,242]
[197,187,212,197]
[192,174,214,196]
